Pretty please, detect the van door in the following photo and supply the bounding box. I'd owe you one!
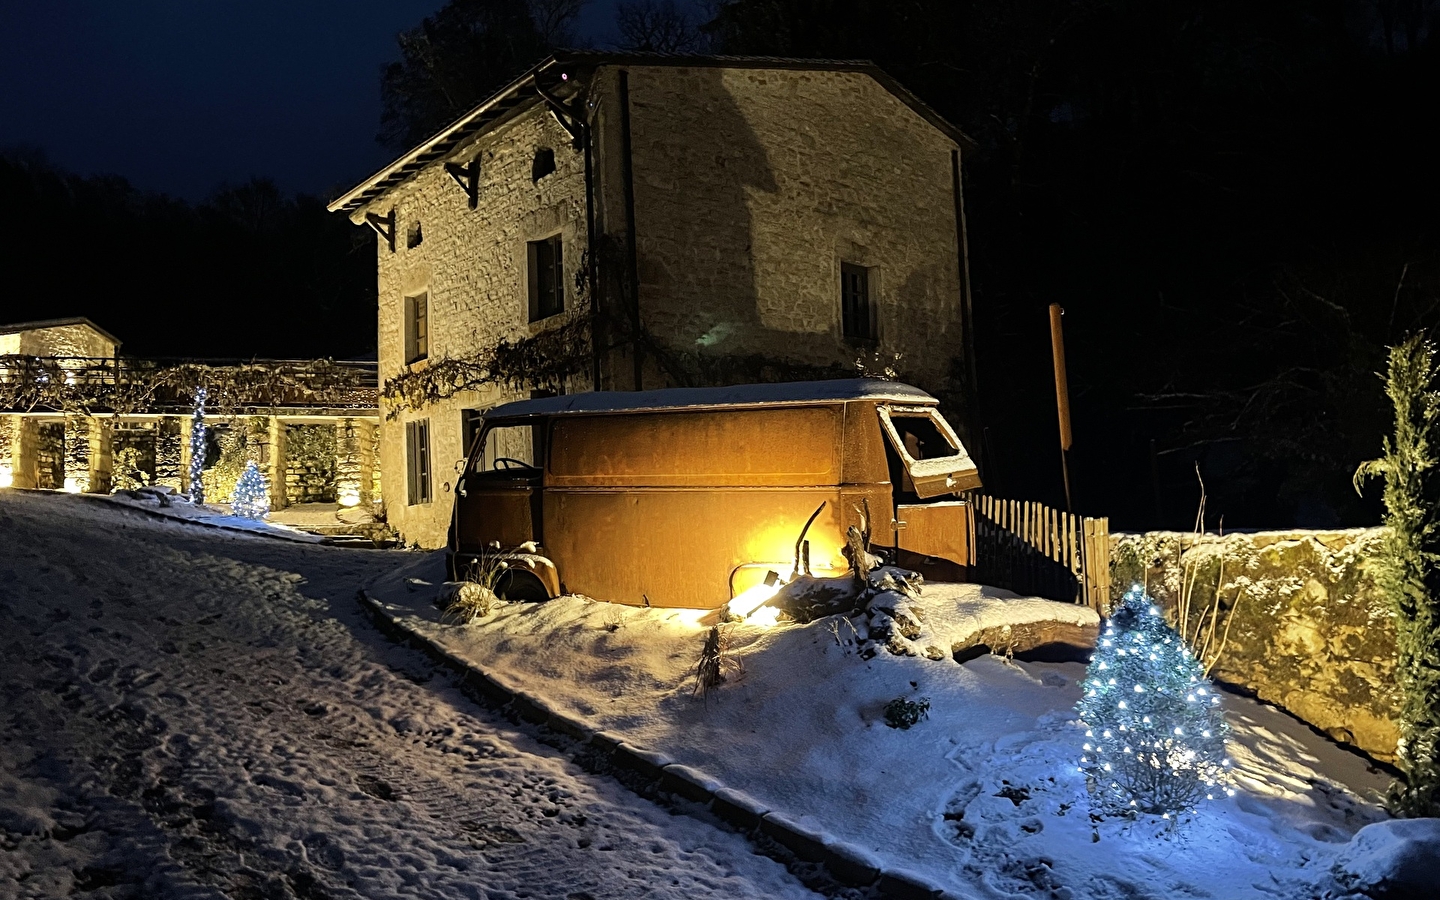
[879,405,980,580]
[454,418,544,552]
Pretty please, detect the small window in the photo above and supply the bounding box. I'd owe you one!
[405,293,428,364]
[405,418,432,505]
[527,235,564,322]
[406,221,423,248]
[532,148,556,182]
[841,262,876,342]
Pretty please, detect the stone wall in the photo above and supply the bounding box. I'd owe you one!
[613,65,965,396]
[285,424,337,505]
[11,324,116,359]
[1111,529,1399,760]
[35,423,64,489]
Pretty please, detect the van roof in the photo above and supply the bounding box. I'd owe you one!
[485,378,937,418]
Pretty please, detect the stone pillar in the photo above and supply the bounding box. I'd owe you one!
[368,420,382,507]
[87,418,113,493]
[357,419,377,507]
[335,418,363,507]
[64,415,91,493]
[1,415,40,489]
[154,418,183,491]
[266,417,288,511]
[178,416,193,495]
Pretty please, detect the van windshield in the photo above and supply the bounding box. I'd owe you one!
[470,422,539,474]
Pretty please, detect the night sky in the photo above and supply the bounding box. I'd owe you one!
[0,0,666,201]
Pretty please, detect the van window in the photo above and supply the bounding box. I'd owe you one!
[878,406,978,499]
[470,422,537,475]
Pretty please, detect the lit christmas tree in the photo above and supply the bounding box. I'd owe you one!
[230,460,269,519]
[188,387,208,503]
[1078,586,1233,816]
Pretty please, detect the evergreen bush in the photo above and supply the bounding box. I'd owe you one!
[1355,335,1440,817]
[1078,587,1231,816]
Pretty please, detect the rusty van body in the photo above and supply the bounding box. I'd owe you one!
[446,379,981,609]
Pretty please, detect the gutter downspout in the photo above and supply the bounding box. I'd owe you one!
[951,148,982,473]
[618,70,643,391]
[582,101,601,391]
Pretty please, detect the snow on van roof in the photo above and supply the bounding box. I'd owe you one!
[486,378,936,418]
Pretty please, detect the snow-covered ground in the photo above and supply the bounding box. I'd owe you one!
[369,554,1398,900]
[0,491,820,899]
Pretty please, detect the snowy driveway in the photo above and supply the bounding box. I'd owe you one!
[0,492,818,900]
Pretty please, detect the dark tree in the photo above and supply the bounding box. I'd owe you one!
[0,152,376,360]
[377,0,583,153]
[616,0,705,52]
[705,0,1440,529]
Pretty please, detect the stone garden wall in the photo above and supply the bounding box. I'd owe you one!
[285,424,337,505]
[1111,529,1399,760]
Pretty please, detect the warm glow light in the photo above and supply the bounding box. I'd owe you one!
[727,580,780,618]
[748,606,781,627]
[337,489,362,508]
[63,477,83,493]
[0,465,11,488]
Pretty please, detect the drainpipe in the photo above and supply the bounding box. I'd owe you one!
[582,100,600,391]
[951,148,982,471]
[618,69,643,391]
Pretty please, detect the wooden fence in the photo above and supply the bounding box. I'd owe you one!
[970,494,1111,612]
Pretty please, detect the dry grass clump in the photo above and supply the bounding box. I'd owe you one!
[694,625,743,699]
[440,543,509,624]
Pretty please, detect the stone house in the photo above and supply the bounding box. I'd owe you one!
[330,52,980,549]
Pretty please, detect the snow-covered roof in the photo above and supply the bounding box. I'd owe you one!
[485,379,937,419]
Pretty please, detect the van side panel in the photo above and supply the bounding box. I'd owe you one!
[545,488,850,608]
[547,407,841,488]
[841,400,892,487]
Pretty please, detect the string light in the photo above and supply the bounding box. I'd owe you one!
[188,387,207,503]
[230,460,269,519]
[1077,585,1232,817]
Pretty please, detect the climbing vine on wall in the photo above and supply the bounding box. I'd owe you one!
[380,316,593,419]
[0,356,372,418]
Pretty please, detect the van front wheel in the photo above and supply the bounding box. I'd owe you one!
[495,569,552,603]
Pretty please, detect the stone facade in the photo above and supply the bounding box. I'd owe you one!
[350,58,974,548]
[1111,529,1400,761]
[0,319,117,359]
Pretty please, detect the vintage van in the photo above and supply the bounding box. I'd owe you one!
[448,379,981,609]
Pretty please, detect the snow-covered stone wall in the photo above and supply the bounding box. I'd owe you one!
[1111,529,1399,760]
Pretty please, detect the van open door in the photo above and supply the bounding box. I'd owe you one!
[878,406,980,496]
[879,405,981,580]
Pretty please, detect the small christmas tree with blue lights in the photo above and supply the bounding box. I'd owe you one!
[1078,586,1232,816]
[230,461,269,519]
[187,387,208,503]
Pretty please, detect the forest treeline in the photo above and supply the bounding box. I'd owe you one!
[3,0,1436,528]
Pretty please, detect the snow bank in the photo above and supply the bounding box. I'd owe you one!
[367,553,1394,900]
[1330,818,1440,899]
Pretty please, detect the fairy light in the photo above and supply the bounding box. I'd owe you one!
[1076,585,1232,817]
[230,460,269,519]
[188,387,207,503]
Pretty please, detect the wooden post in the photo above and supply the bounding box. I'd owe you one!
[1049,303,1074,512]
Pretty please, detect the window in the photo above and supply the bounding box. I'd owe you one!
[528,235,564,321]
[405,419,432,505]
[841,262,876,342]
[405,293,428,363]
[406,221,423,248]
[532,148,556,182]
